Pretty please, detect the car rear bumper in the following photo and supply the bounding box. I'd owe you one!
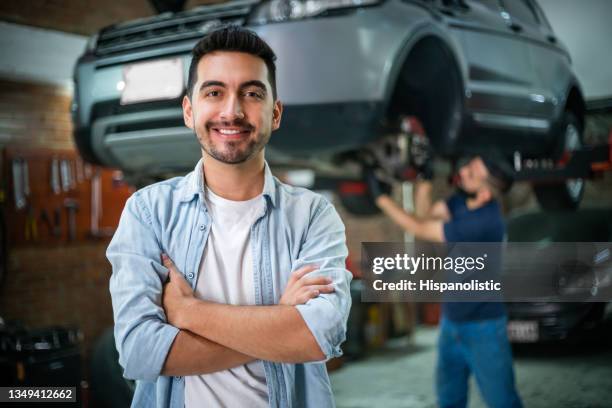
[506,302,602,342]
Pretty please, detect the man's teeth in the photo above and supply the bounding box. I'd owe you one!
[218,129,243,135]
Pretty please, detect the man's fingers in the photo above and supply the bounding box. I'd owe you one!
[318,284,335,294]
[295,285,334,304]
[162,254,179,271]
[299,276,332,287]
[161,254,182,283]
[289,265,318,283]
[303,284,335,295]
[161,253,172,266]
[297,290,319,305]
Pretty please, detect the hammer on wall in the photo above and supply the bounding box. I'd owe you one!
[64,198,79,242]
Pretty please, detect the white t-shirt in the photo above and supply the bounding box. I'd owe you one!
[185,187,268,408]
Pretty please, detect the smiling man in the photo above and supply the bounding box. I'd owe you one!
[107,26,352,408]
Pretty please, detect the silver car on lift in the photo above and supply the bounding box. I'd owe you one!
[72,0,586,213]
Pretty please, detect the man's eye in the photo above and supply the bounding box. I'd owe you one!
[206,90,220,97]
[245,91,263,99]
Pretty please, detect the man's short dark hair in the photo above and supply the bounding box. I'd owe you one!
[186,25,277,100]
[482,157,514,197]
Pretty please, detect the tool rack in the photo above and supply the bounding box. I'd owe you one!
[0,147,134,247]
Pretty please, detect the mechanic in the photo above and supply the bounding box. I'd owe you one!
[366,153,523,408]
[108,26,352,408]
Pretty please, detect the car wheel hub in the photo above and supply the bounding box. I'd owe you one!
[564,123,583,199]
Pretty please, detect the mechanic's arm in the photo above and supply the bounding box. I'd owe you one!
[414,180,434,217]
[108,194,255,380]
[429,200,451,221]
[162,198,352,363]
[414,180,450,221]
[375,194,445,242]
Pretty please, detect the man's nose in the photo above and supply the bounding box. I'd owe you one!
[219,95,244,121]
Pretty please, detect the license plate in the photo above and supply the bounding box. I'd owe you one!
[121,58,184,105]
[507,320,539,343]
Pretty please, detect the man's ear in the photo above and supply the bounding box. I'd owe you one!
[182,95,194,129]
[272,99,283,131]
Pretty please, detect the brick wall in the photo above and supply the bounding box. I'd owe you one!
[0,79,130,374]
[0,80,74,150]
[0,0,226,36]
[0,242,114,355]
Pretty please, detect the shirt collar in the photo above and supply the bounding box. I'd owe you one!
[179,158,277,207]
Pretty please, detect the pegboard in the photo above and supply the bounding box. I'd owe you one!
[1,147,134,247]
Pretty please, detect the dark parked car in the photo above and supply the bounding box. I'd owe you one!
[505,209,612,343]
[72,0,587,212]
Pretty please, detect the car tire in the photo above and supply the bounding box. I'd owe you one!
[90,328,134,408]
[534,111,584,211]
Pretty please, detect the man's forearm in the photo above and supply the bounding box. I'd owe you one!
[162,330,255,376]
[377,195,421,233]
[376,195,444,242]
[414,180,433,217]
[177,301,325,363]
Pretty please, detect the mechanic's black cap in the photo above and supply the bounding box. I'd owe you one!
[481,157,514,193]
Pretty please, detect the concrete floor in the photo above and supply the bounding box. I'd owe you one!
[330,324,612,408]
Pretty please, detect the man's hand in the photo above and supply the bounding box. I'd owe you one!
[279,265,335,306]
[410,133,434,180]
[364,166,392,201]
[162,254,195,329]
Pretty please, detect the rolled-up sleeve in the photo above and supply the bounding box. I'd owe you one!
[107,193,179,381]
[294,198,352,361]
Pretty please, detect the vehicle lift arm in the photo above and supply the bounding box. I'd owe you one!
[511,130,612,182]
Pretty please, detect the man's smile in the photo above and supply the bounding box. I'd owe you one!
[210,126,252,140]
[200,116,263,163]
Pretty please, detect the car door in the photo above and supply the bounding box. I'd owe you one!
[437,0,538,148]
[500,0,573,142]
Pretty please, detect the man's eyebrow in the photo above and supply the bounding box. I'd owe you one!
[239,80,267,93]
[198,80,268,94]
[199,80,225,91]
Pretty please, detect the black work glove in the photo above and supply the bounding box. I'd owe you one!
[410,133,434,180]
[364,166,392,200]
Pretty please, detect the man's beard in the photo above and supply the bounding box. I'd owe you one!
[203,136,264,164]
[196,119,269,164]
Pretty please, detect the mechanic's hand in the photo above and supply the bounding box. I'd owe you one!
[410,133,434,180]
[280,265,335,306]
[364,166,392,200]
[161,254,195,329]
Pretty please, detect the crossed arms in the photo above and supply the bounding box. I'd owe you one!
[161,260,333,376]
[107,193,351,381]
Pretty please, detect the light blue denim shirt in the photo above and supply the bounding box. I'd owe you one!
[107,159,352,408]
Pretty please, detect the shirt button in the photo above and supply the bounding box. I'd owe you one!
[187,272,195,279]
[199,225,205,231]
